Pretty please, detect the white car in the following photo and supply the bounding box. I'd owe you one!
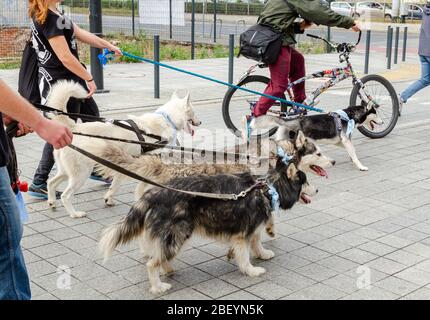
[330,1,359,18]
[356,1,393,20]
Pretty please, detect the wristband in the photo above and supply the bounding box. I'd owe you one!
[87,78,94,82]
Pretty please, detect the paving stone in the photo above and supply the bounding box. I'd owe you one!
[30,243,71,260]
[178,249,216,265]
[396,267,430,286]
[322,274,360,294]
[219,270,265,289]
[21,234,53,250]
[282,283,345,300]
[219,291,262,300]
[162,288,211,300]
[47,252,91,269]
[195,259,237,277]
[29,220,66,233]
[271,253,312,271]
[170,267,214,286]
[403,243,430,259]
[96,254,140,272]
[374,276,420,296]
[87,274,133,294]
[245,281,292,300]
[401,287,430,300]
[295,263,338,282]
[192,279,239,299]
[385,250,426,266]
[291,246,332,262]
[312,238,352,254]
[71,263,113,281]
[26,260,57,279]
[51,282,108,300]
[341,286,400,300]
[43,228,82,242]
[60,235,98,251]
[317,256,359,273]
[338,248,378,264]
[271,271,316,292]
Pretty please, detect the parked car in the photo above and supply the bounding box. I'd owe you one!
[355,1,393,20]
[330,1,359,18]
[406,4,424,20]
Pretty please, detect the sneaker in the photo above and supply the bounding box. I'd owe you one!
[28,183,61,200]
[90,173,112,184]
[398,94,404,117]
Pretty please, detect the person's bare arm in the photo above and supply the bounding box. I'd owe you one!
[0,80,73,149]
[48,35,97,96]
[73,23,122,56]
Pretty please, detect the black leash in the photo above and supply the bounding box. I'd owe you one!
[33,103,165,142]
[68,144,263,201]
[71,131,270,162]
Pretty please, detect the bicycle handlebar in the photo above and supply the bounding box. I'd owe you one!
[306,30,362,53]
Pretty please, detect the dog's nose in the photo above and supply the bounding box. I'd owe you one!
[331,160,336,166]
[316,189,319,194]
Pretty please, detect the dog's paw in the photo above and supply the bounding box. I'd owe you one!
[226,248,235,261]
[161,265,175,275]
[258,249,275,260]
[70,211,87,218]
[246,266,266,277]
[47,200,56,209]
[359,166,369,171]
[150,282,172,294]
[104,197,115,207]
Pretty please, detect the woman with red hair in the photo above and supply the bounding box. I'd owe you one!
[27,0,121,198]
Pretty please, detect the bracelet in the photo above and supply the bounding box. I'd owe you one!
[87,78,94,82]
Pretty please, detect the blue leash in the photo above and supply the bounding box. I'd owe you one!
[99,50,324,113]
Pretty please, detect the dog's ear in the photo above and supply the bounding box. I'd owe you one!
[171,90,180,100]
[287,163,298,179]
[184,92,191,103]
[295,131,306,149]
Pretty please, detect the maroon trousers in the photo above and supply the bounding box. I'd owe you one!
[254,46,306,117]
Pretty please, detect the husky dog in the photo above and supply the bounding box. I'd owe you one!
[251,105,383,171]
[99,159,317,294]
[46,81,201,218]
[95,130,335,201]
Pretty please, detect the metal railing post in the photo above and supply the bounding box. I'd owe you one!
[89,0,107,92]
[387,27,393,70]
[214,0,217,43]
[191,0,196,60]
[386,26,392,58]
[131,0,135,37]
[229,34,234,84]
[394,26,400,64]
[402,26,408,62]
[169,0,173,39]
[364,30,371,74]
[154,35,160,99]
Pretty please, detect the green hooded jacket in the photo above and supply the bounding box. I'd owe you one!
[258,0,355,46]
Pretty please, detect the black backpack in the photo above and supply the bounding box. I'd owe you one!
[18,41,41,104]
[238,23,283,65]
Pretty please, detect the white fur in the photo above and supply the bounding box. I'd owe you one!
[47,82,201,218]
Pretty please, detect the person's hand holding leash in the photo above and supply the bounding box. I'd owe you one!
[107,44,123,56]
[33,118,73,149]
[351,21,361,32]
[86,78,97,97]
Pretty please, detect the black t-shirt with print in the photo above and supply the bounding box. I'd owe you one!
[31,10,86,99]
[0,114,10,167]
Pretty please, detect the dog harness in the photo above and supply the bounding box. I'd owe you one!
[329,110,355,139]
[266,148,293,215]
[155,111,178,146]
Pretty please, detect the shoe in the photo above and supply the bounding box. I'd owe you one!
[28,183,61,200]
[288,106,308,116]
[90,173,112,184]
[398,94,404,117]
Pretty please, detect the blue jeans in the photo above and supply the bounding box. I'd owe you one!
[0,167,31,300]
[401,55,430,103]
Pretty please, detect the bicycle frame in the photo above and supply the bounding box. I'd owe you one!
[240,52,376,112]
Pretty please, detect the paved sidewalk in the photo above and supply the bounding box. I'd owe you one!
[5,54,430,300]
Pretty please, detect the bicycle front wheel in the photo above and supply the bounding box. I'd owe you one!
[222,75,287,139]
[350,74,399,139]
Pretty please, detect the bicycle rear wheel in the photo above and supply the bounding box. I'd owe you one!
[222,75,288,139]
[350,74,399,139]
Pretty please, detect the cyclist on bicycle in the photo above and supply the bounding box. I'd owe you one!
[253,0,361,117]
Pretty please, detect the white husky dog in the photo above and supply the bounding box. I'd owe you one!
[46,81,201,218]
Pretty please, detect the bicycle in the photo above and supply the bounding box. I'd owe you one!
[222,31,399,139]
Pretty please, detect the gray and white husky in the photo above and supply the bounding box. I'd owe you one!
[251,105,383,171]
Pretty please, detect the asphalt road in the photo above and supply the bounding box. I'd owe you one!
[70,13,420,50]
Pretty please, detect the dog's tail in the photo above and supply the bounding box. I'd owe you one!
[99,200,150,261]
[46,80,88,113]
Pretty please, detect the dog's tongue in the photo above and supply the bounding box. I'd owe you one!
[301,194,312,204]
[187,121,195,137]
[312,165,329,179]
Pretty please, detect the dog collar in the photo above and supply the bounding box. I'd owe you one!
[156,111,178,145]
[277,147,293,165]
[267,183,280,216]
[332,110,355,138]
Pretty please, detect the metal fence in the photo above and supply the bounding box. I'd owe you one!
[0,0,266,63]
